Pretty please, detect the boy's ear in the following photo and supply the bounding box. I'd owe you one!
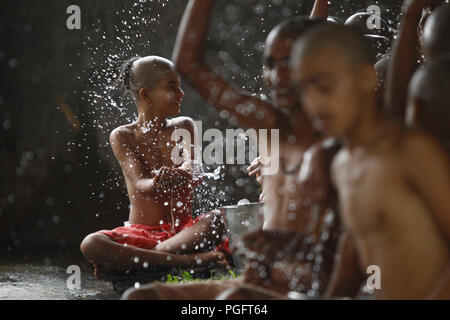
[406,98,421,127]
[139,88,152,104]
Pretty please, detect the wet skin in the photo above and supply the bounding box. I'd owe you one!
[80,70,228,277]
[293,42,450,299]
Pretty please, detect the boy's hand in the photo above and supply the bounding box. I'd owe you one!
[153,166,171,188]
[248,156,264,202]
[153,166,198,194]
[247,156,264,186]
[170,168,194,188]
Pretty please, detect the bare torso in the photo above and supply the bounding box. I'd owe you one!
[333,124,448,299]
[245,138,341,295]
[262,135,338,233]
[114,118,194,226]
[262,139,307,231]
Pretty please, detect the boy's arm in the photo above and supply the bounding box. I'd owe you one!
[324,231,364,298]
[173,117,205,187]
[110,128,159,194]
[173,117,200,164]
[310,0,330,19]
[172,0,279,130]
[385,0,443,119]
[405,132,450,299]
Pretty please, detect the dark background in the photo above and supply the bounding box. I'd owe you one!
[0,0,402,260]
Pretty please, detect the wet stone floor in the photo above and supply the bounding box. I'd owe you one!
[0,261,121,300]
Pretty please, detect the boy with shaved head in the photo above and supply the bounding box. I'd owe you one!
[291,25,450,299]
[80,56,228,278]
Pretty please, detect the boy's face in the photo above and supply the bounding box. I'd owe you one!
[149,72,184,116]
[291,52,365,138]
[263,31,298,110]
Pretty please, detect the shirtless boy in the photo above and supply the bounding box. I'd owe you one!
[122,0,340,299]
[291,24,450,299]
[80,56,228,277]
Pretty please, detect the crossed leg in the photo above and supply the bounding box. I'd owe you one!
[80,213,227,278]
[154,211,224,254]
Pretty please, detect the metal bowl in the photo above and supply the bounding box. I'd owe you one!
[219,202,264,272]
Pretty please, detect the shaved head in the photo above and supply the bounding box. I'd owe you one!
[290,25,379,138]
[119,56,176,98]
[408,55,450,144]
[262,16,325,110]
[292,24,375,72]
[267,16,324,45]
[423,4,450,60]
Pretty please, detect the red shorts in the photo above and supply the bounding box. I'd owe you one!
[99,214,230,255]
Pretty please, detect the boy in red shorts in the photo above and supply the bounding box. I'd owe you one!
[80,56,228,278]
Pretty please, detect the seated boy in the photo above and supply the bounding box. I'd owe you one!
[291,24,450,299]
[80,56,228,278]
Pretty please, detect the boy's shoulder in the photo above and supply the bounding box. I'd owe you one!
[376,124,448,178]
[170,116,196,132]
[386,123,443,157]
[110,124,136,144]
[368,121,435,158]
[398,126,447,163]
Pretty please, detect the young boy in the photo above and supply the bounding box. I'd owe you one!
[291,24,450,299]
[122,0,340,299]
[80,56,228,278]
